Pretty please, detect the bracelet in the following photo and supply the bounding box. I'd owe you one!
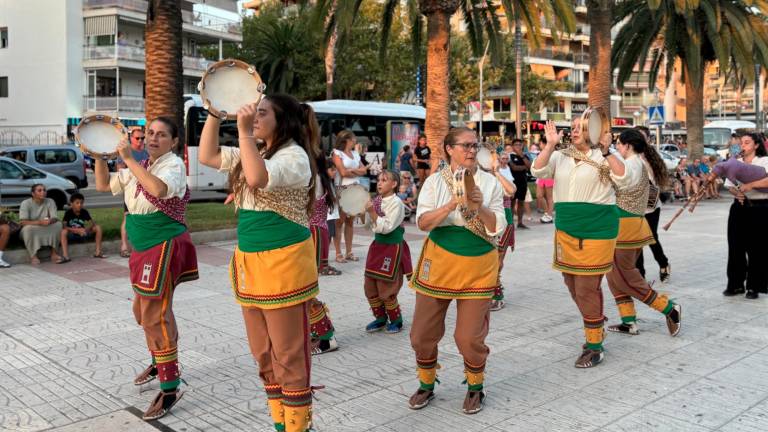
[602,151,611,158]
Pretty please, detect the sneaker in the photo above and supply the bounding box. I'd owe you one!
[539,213,553,224]
[746,291,759,300]
[666,304,682,337]
[408,389,435,410]
[574,348,604,368]
[310,336,339,355]
[723,287,746,296]
[385,321,403,334]
[365,319,387,333]
[659,265,671,283]
[462,390,485,414]
[489,299,505,311]
[0,258,10,268]
[607,322,639,335]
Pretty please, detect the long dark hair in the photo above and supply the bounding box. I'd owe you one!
[619,129,667,187]
[229,94,318,216]
[743,132,768,157]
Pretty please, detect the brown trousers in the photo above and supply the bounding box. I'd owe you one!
[606,248,655,302]
[363,274,403,304]
[562,273,605,348]
[132,279,177,352]
[242,302,311,392]
[410,293,491,371]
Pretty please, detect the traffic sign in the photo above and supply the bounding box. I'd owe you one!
[648,105,665,125]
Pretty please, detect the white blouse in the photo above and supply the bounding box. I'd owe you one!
[333,149,361,186]
[110,151,187,214]
[531,148,630,205]
[218,142,311,210]
[372,195,405,235]
[416,168,506,237]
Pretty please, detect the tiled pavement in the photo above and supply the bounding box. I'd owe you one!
[1,199,767,432]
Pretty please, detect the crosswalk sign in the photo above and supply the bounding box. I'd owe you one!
[648,105,665,125]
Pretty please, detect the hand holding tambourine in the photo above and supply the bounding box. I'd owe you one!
[116,139,133,162]
[467,186,483,212]
[599,132,613,154]
[237,103,258,137]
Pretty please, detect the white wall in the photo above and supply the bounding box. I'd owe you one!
[0,0,83,143]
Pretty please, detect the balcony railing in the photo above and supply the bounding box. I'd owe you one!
[183,55,215,71]
[84,44,214,71]
[83,0,148,12]
[83,95,145,113]
[527,48,575,62]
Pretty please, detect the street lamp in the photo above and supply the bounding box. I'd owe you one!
[477,41,490,143]
[633,110,641,126]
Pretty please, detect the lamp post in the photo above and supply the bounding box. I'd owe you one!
[633,110,641,126]
[478,41,490,143]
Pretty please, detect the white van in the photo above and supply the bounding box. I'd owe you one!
[703,120,756,159]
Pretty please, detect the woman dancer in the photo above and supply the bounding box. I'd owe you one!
[605,129,682,337]
[199,94,319,432]
[94,117,198,420]
[331,130,367,263]
[531,119,629,368]
[409,128,505,414]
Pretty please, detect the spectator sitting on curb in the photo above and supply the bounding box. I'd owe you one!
[59,193,106,263]
[19,184,63,265]
[0,219,10,268]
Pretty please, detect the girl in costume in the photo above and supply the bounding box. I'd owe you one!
[363,170,413,334]
[409,128,506,414]
[605,129,682,337]
[94,117,198,420]
[307,108,339,356]
[490,152,517,311]
[531,119,630,368]
[198,94,319,432]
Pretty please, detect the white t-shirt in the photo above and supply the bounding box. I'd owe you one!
[333,149,361,186]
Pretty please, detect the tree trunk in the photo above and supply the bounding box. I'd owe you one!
[145,0,184,145]
[324,2,338,100]
[685,63,705,160]
[514,19,523,139]
[587,0,612,113]
[423,10,453,171]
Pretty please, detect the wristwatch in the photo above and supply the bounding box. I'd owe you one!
[602,150,612,158]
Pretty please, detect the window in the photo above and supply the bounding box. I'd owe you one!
[5,150,27,162]
[0,77,7,98]
[1,27,7,48]
[35,149,77,164]
[0,160,23,180]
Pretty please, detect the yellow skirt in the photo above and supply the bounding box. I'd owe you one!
[553,230,616,275]
[230,237,318,309]
[615,217,656,249]
[410,238,499,299]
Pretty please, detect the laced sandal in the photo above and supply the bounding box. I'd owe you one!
[133,364,158,386]
[575,348,604,368]
[335,254,347,264]
[462,390,486,414]
[408,389,435,410]
[320,266,342,276]
[142,389,185,421]
[310,336,339,356]
[345,253,359,262]
[607,322,639,335]
[666,304,682,337]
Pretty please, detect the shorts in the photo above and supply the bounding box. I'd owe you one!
[536,178,554,188]
[513,181,527,201]
[328,219,338,238]
[67,231,94,243]
[416,163,430,170]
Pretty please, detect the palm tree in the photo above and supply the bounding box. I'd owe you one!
[145,0,183,141]
[612,0,768,158]
[587,0,613,111]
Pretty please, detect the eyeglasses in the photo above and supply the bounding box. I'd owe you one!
[453,142,480,152]
[133,136,145,141]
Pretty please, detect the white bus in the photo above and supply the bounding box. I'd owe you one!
[703,120,756,159]
[182,97,425,191]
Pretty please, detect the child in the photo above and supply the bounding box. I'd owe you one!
[397,183,416,215]
[59,193,105,262]
[363,170,413,333]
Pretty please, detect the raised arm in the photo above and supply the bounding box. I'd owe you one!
[117,141,168,198]
[94,159,111,192]
[198,114,223,169]
[532,121,560,172]
[237,103,268,190]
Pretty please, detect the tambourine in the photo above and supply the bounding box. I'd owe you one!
[581,106,610,149]
[453,167,477,213]
[338,184,370,216]
[476,144,500,171]
[75,114,128,160]
[198,59,267,120]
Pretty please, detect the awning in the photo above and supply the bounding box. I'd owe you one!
[84,16,117,37]
[530,64,555,80]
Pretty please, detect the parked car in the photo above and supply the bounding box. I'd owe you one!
[659,144,681,157]
[0,145,87,188]
[0,156,77,209]
[660,150,680,173]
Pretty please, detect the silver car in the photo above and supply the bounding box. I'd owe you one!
[0,156,78,209]
[0,145,88,188]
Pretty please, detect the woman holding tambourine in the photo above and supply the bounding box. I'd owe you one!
[198,94,320,432]
[331,130,368,263]
[531,112,630,369]
[408,127,506,415]
[92,116,198,421]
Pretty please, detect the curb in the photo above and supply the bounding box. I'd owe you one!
[3,228,237,265]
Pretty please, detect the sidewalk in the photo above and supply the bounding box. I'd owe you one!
[1,199,766,431]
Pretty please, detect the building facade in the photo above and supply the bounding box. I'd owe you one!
[0,0,241,146]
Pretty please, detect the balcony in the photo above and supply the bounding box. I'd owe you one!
[83,0,241,36]
[83,95,145,113]
[84,44,215,73]
[183,55,215,72]
[527,48,575,62]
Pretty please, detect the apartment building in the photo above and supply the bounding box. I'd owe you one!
[0,0,241,146]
